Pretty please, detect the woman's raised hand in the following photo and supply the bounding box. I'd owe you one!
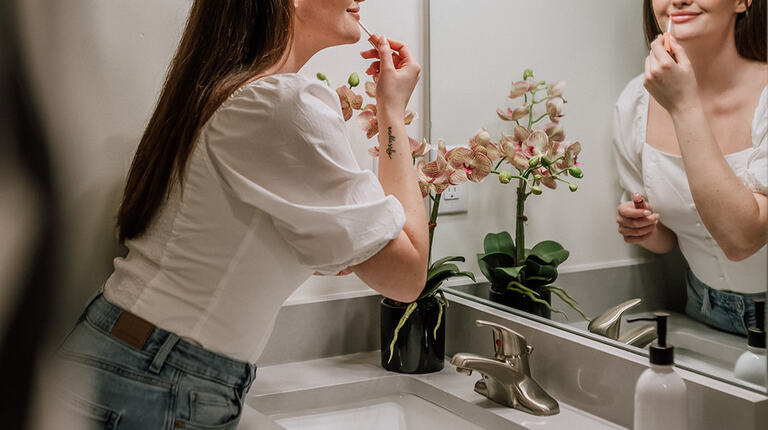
[644,35,699,115]
[617,194,661,243]
[360,35,421,117]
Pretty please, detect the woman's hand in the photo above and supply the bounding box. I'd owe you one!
[617,195,661,243]
[644,35,699,115]
[360,35,421,117]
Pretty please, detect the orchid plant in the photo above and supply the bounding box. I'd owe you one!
[318,72,483,362]
[475,69,587,319]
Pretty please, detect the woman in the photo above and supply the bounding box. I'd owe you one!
[53,0,428,428]
[614,0,767,335]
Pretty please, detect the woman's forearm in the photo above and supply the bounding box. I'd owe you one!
[376,112,429,261]
[670,104,767,260]
[637,222,678,254]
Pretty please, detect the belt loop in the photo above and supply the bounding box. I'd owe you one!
[700,287,712,317]
[148,333,180,374]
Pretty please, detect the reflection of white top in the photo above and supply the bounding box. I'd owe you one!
[105,74,405,362]
[613,75,767,294]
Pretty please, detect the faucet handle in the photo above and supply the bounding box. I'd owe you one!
[476,320,530,360]
[588,298,642,340]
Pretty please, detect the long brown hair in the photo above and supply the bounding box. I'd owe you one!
[643,0,766,62]
[117,0,294,242]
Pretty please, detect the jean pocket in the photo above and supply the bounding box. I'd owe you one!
[174,376,242,429]
[58,392,121,430]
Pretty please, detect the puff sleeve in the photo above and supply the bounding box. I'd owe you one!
[205,75,405,274]
[612,76,646,202]
[743,87,768,195]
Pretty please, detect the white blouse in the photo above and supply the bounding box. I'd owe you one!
[613,75,767,294]
[104,74,405,362]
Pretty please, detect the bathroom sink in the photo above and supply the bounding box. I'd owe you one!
[244,375,520,430]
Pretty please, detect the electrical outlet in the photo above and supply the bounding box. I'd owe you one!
[437,184,469,214]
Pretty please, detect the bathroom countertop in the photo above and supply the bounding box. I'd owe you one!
[242,351,627,430]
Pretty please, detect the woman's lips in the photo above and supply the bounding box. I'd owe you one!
[347,9,360,20]
[670,13,699,24]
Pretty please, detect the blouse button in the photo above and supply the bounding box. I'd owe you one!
[696,222,702,227]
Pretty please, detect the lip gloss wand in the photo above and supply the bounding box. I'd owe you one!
[357,20,377,48]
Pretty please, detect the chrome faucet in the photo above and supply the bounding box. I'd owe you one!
[588,298,657,348]
[450,320,559,416]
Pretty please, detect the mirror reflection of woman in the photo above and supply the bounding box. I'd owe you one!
[614,0,767,335]
[52,0,429,428]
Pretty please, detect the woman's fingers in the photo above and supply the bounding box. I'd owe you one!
[360,49,380,59]
[617,214,659,229]
[649,36,675,66]
[375,35,395,71]
[618,223,657,238]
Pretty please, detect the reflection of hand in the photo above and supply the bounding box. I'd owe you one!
[360,35,420,118]
[313,268,353,276]
[644,35,699,115]
[616,196,661,243]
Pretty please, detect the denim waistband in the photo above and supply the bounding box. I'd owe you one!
[83,294,256,389]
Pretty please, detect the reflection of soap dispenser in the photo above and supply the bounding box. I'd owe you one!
[628,312,687,430]
[734,298,767,386]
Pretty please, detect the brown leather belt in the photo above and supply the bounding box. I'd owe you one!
[110,310,155,350]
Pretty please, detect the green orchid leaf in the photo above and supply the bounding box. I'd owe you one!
[477,255,495,283]
[479,251,516,269]
[388,302,418,363]
[429,255,466,271]
[483,232,516,255]
[494,266,525,281]
[427,263,460,282]
[421,270,475,299]
[529,240,570,266]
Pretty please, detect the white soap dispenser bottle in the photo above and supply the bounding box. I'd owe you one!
[630,312,687,430]
[734,298,767,386]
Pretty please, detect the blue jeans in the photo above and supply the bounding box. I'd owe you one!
[685,269,765,336]
[53,294,256,429]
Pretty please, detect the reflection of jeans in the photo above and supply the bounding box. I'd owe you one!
[685,269,765,336]
[54,294,256,429]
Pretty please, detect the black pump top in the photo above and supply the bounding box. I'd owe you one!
[747,298,766,349]
[628,312,674,365]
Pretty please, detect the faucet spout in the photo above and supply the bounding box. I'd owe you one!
[450,353,559,416]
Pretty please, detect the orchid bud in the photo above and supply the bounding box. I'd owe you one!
[498,171,513,184]
[316,72,330,86]
[530,185,543,195]
[534,174,542,181]
[569,166,583,178]
[541,156,552,167]
[569,183,578,192]
[528,155,541,167]
[523,68,534,80]
[348,72,360,88]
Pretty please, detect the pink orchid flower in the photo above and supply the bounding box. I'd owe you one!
[469,129,503,161]
[336,86,363,121]
[544,122,565,142]
[496,103,531,122]
[546,96,565,123]
[445,145,492,183]
[356,104,378,138]
[508,77,537,99]
[537,168,558,189]
[556,141,582,171]
[546,80,566,98]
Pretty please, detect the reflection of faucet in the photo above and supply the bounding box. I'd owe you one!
[588,298,657,348]
[450,320,559,416]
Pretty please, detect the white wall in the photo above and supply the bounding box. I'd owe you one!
[429,0,652,283]
[16,0,428,315]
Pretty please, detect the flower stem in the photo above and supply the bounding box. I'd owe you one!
[428,193,441,265]
[531,113,549,124]
[494,157,507,170]
[515,179,527,265]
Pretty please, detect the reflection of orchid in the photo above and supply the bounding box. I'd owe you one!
[479,69,586,319]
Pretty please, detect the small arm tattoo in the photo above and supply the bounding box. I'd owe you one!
[386,126,396,159]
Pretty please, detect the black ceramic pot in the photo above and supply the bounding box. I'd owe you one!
[380,296,445,374]
[488,285,552,319]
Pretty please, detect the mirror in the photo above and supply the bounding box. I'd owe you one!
[428,0,767,393]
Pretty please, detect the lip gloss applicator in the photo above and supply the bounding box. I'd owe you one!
[663,19,672,53]
[357,20,378,48]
